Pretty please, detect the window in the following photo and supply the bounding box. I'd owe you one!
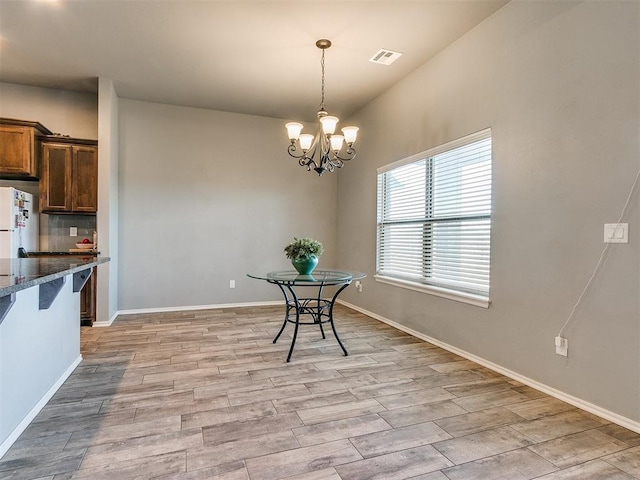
[376,129,492,307]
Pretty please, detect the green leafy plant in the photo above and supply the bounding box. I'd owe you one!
[284,237,324,260]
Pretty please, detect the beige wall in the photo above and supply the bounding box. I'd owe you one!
[117,99,338,309]
[0,82,97,139]
[96,78,119,324]
[338,1,640,423]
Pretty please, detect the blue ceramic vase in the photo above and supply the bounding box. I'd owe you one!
[291,255,318,275]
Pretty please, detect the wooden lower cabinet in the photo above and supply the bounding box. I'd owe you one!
[80,267,97,326]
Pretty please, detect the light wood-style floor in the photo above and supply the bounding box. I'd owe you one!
[1,305,639,480]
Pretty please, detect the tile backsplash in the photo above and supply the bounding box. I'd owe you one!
[40,214,96,251]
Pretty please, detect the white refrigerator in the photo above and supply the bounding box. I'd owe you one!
[0,187,39,258]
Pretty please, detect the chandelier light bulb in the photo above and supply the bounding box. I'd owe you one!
[320,116,339,135]
[285,122,303,141]
[341,126,359,145]
[330,135,345,152]
[299,134,314,151]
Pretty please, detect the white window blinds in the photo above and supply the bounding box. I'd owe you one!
[376,129,492,300]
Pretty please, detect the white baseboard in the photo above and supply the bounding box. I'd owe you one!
[0,355,83,459]
[93,300,283,327]
[92,309,120,328]
[338,299,640,435]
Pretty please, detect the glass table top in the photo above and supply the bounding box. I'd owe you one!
[247,269,366,284]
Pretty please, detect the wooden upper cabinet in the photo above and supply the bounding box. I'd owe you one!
[72,146,98,212]
[40,138,98,214]
[0,119,52,179]
[41,143,72,212]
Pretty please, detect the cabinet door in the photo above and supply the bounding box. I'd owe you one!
[80,267,96,326]
[40,143,72,212]
[72,146,98,213]
[0,125,36,177]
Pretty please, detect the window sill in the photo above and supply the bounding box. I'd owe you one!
[374,275,490,308]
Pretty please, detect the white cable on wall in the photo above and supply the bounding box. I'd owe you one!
[557,168,640,338]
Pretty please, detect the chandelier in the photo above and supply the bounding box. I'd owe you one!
[285,39,359,176]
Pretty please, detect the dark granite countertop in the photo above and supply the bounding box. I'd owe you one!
[26,251,100,257]
[0,257,109,297]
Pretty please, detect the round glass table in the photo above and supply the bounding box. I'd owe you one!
[247,269,366,362]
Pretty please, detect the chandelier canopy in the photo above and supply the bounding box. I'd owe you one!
[285,39,359,176]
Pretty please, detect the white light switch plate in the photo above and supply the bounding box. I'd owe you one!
[604,223,628,243]
[70,227,77,237]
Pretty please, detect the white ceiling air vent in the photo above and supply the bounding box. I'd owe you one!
[369,48,403,66]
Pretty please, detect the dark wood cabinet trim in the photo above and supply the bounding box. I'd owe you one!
[41,135,97,146]
[0,117,52,135]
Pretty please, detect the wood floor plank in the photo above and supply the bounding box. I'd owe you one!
[202,412,304,446]
[292,413,391,447]
[78,429,202,469]
[296,398,386,426]
[180,401,278,430]
[187,430,300,471]
[349,421,452,458]
[432,425,534,464]
[441,447,557,480]
[64,415,183,450]
[528,429,631,469]
[244,439,363,480]
[334,445,453,480]
[66,451,188,479]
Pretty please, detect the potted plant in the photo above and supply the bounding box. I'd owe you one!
[284,237,324,275]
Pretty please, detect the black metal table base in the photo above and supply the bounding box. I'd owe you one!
[271,281,350,362]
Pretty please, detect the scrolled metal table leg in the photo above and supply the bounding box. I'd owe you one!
[328,282,351,356]
[316,284,326,339]
[272,282,290,344]
[285,284,301,363]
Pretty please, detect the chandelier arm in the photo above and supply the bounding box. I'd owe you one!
[331,148,357,163]
[325,161,335,173]
[287,143,306,159]
[302,158,317,171]
[326,156,344,169]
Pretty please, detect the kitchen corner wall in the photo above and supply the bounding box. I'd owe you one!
[118,99,337,310]
[0,82,97,139]
[337,1,640,424]
[0,82,99,252]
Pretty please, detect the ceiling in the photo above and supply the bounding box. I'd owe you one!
[0,0,509,122]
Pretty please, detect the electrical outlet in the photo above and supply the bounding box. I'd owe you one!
[555,336,568,357]
[229,280,235,289]
[70,227,77,237]
[355,280,363,293]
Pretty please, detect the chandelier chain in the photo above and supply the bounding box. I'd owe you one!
[320,48,325,111]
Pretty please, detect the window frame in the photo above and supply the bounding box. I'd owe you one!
[375,128,492,308]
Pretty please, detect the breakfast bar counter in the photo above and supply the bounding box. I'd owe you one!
[0,256,109,458]
[0,256,107,297]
